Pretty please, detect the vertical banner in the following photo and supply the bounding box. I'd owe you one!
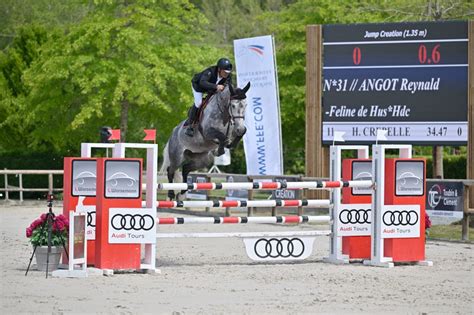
[234,35,283,175]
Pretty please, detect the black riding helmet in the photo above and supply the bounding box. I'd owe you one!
[217,58,232,73]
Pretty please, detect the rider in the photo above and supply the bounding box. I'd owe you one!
[185,57,233,137]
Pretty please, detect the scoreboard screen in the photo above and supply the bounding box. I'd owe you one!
[322,21,468,145]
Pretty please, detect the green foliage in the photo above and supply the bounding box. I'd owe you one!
[425,154,466,179]
[0,0,92,49]
[428,224,473,242]
[1,0,472,177]
[15,0,222,153]
[0,25,49,151]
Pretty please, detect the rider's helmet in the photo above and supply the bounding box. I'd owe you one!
[217,58,232,73]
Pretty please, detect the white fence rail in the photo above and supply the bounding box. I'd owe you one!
[0,169,64,202]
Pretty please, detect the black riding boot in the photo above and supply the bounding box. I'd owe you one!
[185,105,199,137]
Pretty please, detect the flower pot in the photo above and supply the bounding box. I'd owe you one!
[34,246,63,271]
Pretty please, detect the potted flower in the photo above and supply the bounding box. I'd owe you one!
[26,213,69,271]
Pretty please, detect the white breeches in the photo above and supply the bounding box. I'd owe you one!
[192,86,203,108]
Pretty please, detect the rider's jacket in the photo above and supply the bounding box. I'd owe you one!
[192,66,233,93]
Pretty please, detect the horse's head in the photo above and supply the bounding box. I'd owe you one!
[229,82,251,137]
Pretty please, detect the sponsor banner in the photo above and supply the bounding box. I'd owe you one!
[395,160,424,196]
[381,205,420,238]
[271,177,301,200]
[243,237,315,261]
[76,204,96,240]
[108,208,156,244]
[234,35,283,175]
[72,160,96,197]
[186,174,208,200]
[336,203,371,236]
[426,181,463,218]
[105,160,141,198]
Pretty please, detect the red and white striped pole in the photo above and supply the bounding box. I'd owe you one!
[158,180,372,191]
[157,215,330,225]
[156,199,330,209]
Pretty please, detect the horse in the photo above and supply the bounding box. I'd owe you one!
[160,82,251,200]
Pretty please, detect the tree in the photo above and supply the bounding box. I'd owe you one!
[20,0,222,152]
[0,0,92,49]
[0,25,49,151]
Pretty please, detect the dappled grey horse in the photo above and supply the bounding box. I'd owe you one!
[160,83,251,200]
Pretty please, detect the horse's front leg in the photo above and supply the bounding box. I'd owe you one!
[167,166,175,200]
[180,162,193,196]
[226,133,245,149]
[208,128,227,156]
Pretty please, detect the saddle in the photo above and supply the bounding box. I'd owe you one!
[192,93,213,127]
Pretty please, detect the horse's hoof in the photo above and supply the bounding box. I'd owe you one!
[217,147,225,156]
[168,191,175,200]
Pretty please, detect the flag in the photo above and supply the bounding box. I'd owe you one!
[143,129,156,141]
[376,129,388,141]
[109,129,121,141]
[333,131,346,143]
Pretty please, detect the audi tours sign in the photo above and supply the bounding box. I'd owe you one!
[381,205,420,238]
[336,204,371,236]
[108,208,156,244]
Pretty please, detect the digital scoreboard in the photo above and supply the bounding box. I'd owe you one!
[322,21,468,144]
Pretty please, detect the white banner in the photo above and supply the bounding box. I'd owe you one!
[108,208,156,244]
[234,35,283,175]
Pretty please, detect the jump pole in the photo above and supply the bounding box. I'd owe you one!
[158,180,373,191]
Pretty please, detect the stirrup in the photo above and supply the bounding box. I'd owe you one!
[185,126,194,137]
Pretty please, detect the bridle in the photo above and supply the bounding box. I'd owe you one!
[215,87,246,140]
[216,87,245,126]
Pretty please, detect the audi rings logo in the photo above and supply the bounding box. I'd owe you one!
[383,210,418,226]
[87,211,96,227]
[339,209,371,224]
[254,238,305,259]
[111,214,155,231]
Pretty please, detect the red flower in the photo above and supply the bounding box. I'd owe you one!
[53,220,65,232]
[26,212,69,246]
[425,213,432,229]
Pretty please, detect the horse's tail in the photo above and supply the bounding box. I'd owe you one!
[159,141,170,175]
[159,138,182,186]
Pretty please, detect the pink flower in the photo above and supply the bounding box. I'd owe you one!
[26,227,32,237]
[53,220,65,232]
[425,213,432,229]
[31,219,43,230]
